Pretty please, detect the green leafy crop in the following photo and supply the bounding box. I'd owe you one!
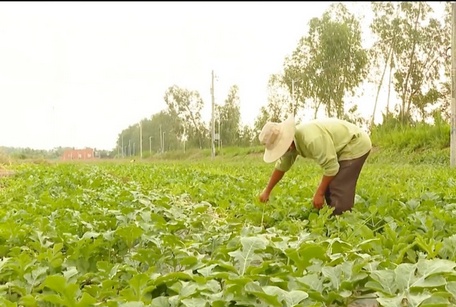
[0,160,455,306]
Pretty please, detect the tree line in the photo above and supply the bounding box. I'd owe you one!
[117,2,452,156]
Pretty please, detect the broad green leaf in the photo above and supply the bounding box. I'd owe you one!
[119,302,145,307]
[76,292,97,307]
[0,297,18,307]
[63,266,79,283]
[368,270,397,295]
[321,266,342,290]
[376,295,405,307]
[81,231,100,239]
[42,275,67,294]
[285,244,327,271]
[411,275,446,289]
[24,266,48,289]
[420,292,452,307]
[155,272,193,285]
[169,281,198,299]
[365,280,387,293]
[204,280,222,293]
[39,294,65,306]
[407,292,433,307]
[416,259,456,279]
[19,295,37,306]
[115,225,144,248]
[181,297,207,307]
[197,264,217,277]
[228,236,268,275]
[297,273,324,293]
[445,281,456,298]
[244,282,282,307]
[0,257,10,273]
[151,297,170,307]
[394,263,416,292]
[120,273,156,301]
[262,286,309,307]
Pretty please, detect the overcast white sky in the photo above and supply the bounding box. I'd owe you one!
[0,2,443,150]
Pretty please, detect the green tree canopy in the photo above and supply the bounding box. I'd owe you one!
[164,85,207,149]
[284,3,368,119]
[216,85,241,147]
[370,1,449,124]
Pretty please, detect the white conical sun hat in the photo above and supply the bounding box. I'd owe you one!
[258,115,296,163]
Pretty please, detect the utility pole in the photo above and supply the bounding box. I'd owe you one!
[218,112,221,150]
[139,121,143,159]
[159,124,162,153]
[211,70,216,159]
[183,125,186,153]
[452,2,456,167]
[291,79,296,116]
[121,134,124,158]
[162,132,166,152]
[149,136,152,155]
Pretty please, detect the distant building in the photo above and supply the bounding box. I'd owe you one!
[62,148,95,161]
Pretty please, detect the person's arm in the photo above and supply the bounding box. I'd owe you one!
[259,168,285,202]
[313,175,335,209]
[259,150,297,202]
[307,135,339,208]
[265,168,285,194]
[316,175,335,196]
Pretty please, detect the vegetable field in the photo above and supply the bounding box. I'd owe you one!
[1,158,456,307]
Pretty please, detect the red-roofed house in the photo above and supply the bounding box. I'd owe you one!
[62,148,95,161]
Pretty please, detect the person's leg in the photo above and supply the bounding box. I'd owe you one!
[326,151,370,215]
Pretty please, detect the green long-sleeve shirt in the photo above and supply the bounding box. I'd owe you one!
[275,118,372,176]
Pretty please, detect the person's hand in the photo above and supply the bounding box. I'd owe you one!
[259,190,270,203]
[313,193,325,209]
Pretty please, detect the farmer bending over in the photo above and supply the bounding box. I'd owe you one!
[258,115,372,215]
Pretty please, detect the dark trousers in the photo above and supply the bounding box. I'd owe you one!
[324,151,370,215]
